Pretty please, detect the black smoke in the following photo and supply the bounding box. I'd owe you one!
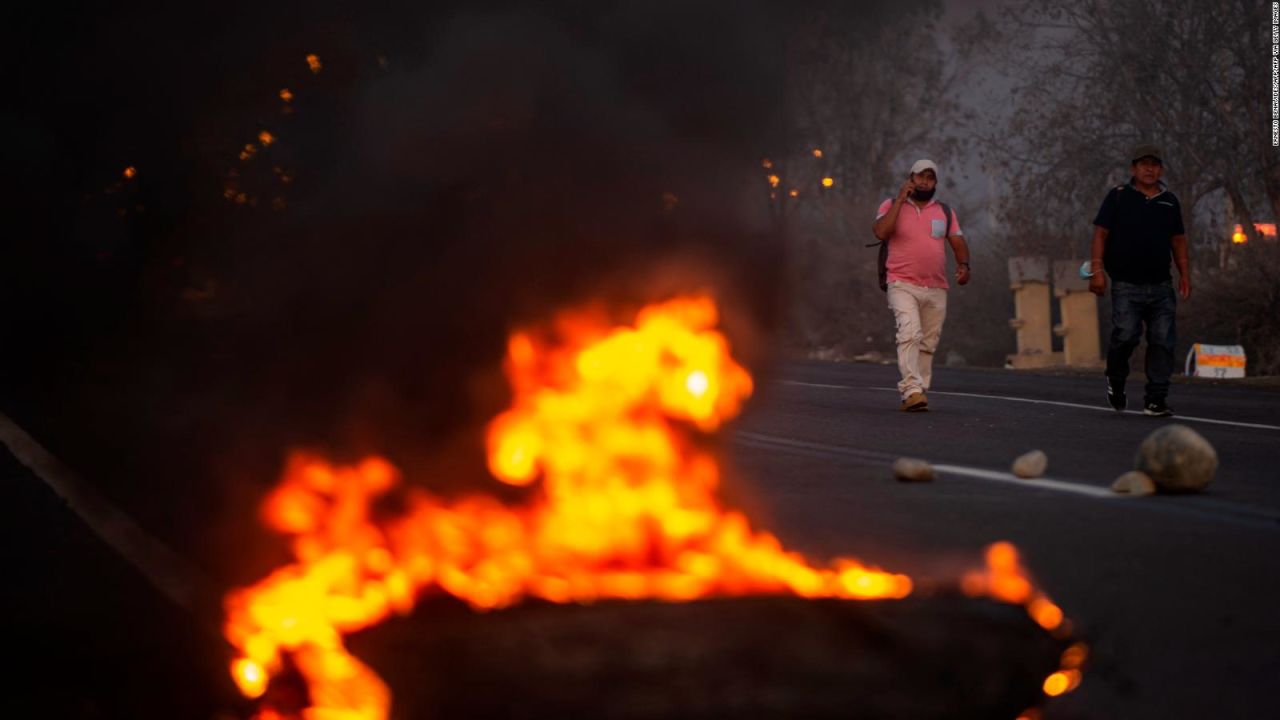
[226,2,795,464]
[2,1,806,579]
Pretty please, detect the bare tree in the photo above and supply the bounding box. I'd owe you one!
[963,1,1270,237]
[961,0,1280,373]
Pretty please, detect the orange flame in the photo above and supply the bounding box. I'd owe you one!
[963,541,1085,705]
[1043,668,1083,696]
[962,542,1064,630]
[306,54,322,74]
[1231,222,1276,244]
[224,296,1068,719]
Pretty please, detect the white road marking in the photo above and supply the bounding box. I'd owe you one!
[737,430,1280,530]
[737,429,1117,499]
[736,430,898,464]
[0,411,208,613]
[778,380,1280,431]
[779,380,852,390]
[930,463,1117,498]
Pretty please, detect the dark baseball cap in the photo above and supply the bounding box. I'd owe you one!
[1130,144,1162,163]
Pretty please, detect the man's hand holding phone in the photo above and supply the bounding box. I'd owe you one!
[897,178,916,202]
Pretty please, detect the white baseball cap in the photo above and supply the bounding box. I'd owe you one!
[910,159,938,175]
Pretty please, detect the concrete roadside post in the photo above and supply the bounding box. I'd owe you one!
[1006,256,1062,369]
[1051,259,1101,368]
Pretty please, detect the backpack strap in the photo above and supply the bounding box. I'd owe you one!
[872,199,954,292]
[868,200,954,247]
[867,200,953,246]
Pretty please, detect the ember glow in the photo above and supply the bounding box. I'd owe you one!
[965,542,1087,707]
[962,541,1065,631]
[223,295,1074,719]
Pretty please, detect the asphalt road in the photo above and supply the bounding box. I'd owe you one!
[2,359,1277,718]
[731,361,1280,720]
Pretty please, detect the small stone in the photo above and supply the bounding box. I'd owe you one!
[1110,471,1156,496]
[893,458,934,482]
[1135,424,1218,493]
[1011,450,1048,478]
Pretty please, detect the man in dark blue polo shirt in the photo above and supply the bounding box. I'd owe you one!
[1088,144,1191,417]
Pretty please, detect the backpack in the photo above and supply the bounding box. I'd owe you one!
[866,201,952,292]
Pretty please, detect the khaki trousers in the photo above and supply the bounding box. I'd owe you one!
[886,281,948,399]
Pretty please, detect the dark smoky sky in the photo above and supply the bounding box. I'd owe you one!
[1,0,1000,486]
[0,0,1008,578]
[1,2,795,481]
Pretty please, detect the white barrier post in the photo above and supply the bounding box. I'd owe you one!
[1006,256,1063,369]
[1051,260,1101,368]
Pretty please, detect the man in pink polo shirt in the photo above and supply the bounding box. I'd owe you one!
[871,159,971,411]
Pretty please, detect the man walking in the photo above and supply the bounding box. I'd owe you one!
[1089,144,1191,417]
[872,159,970,412]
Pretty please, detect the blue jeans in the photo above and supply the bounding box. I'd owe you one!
[1106,280,1177,403]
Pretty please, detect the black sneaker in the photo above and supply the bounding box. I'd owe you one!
[1143,400,1174,417]
[1106,378,1126,412]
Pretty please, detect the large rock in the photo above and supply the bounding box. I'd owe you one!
[1011,450,1048,479]
[1134,424,1218,493]
[1110,471,1156,496]
[893,458,934,482]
